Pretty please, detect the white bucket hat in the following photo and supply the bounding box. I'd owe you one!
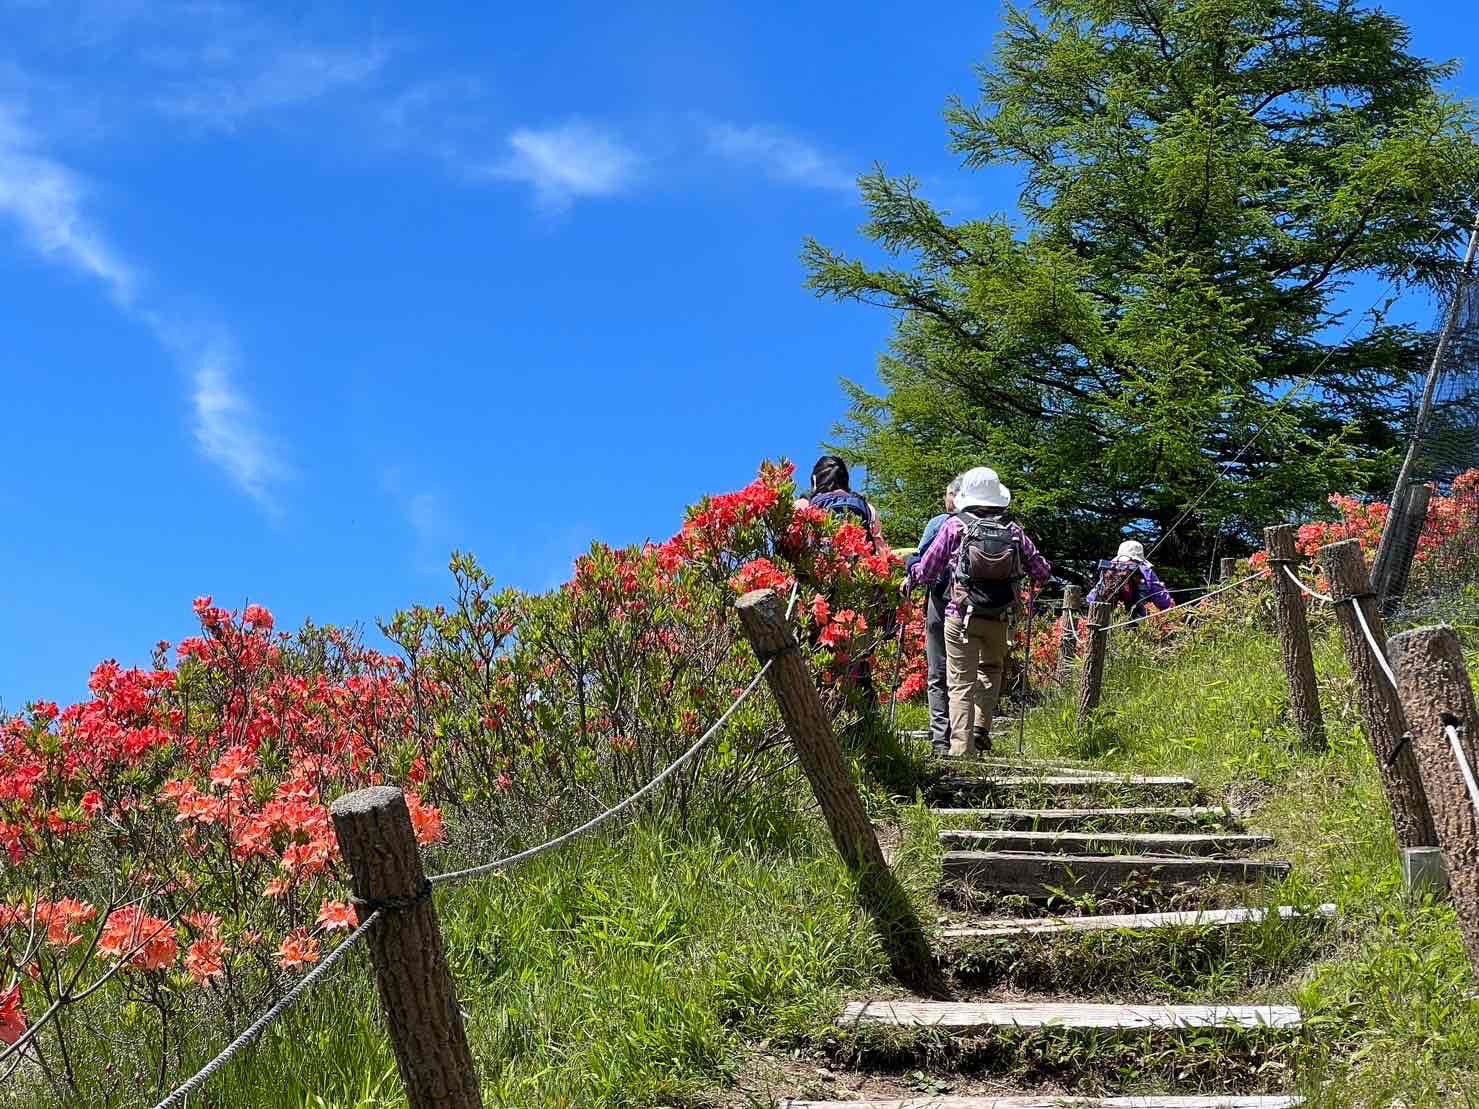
[954,467,1011,511]
[1117,540,1146,562]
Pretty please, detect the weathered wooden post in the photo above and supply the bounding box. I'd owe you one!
[1390,626,1479,957]
[1056,584,1084,682]
[1316,540,1437,852]
[735,589,947,997]
[1220,557,1238,583]
[331,787,483,1109]
[1076,601,1112,723]
[1379,482,1433,611]
[1265,525,1326,750]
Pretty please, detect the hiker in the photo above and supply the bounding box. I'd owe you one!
[903,467,1050,757]
[1087,540,1174,618]
[796,455,888,707]
[795,456,887,551]
[906,476,962,756]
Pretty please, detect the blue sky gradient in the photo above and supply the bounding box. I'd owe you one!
[2,0,1476,706]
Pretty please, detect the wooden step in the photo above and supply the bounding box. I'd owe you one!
[939,758,1119,779]
[944,904,1337,940]
[943,851,1290,897]
[931,807,1236,832]
[782,1097,1301,1108]
[931,776,1200,804]
[840,999,1302,1031]
[939,829,1274,857]
[782,1097,1302,1108]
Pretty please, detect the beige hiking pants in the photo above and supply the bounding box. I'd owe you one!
[943,614,1009,757]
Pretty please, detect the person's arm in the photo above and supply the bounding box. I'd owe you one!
[1140,565,1174,610]
[908,517,960,590]
[1016,526,1052,586]
[867,501,888,551]
[907,514,944,572]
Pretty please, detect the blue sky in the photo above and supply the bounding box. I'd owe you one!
[1,0,1476,707]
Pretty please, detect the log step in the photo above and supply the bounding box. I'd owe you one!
[937,759,1119,779]
[840,999,1302,1031]
[782,1097,1301,1108]
[931,776,1200,804]
[943,904,1337,940]
[939,829,1274,857]
[931,807,1236,832]
[943,851,1290,897]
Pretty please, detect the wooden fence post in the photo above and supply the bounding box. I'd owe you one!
[1056,585,1083,682]
[735,589,947,998]
[330,787,483,1109]
[1379,482,1433,611]
[1076,601,1113,723]
[1265,525,1326,751]
[1390,626,1479,961]
[1220,557,1238,583]
[1316,540,1437,850]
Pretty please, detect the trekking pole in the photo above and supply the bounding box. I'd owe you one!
[887,614,906,736]
[1018,601,1034,757]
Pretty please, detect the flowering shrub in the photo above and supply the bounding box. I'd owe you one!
[0,460,909,1102]
[1245,470,1479,599]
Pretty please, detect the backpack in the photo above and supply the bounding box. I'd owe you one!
[810,490,874,533]
[950,511,1022,619]
[1095,558,1144,611]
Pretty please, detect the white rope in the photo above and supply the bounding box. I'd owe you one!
[1099,571,1263,632]
[1350,597,1400,693]
[1280,563,1333,603]
[1446,723,1479,824]
[149,910,382,1109]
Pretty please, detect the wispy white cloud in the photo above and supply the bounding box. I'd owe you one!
[190,359,282,507]
[488,120,642,212]
[0,106,135,302]
[0,102,283,507]
[703,120,855,193]
[156,43,390,131]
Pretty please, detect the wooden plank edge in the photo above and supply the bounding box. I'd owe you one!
[942,903,1338,939]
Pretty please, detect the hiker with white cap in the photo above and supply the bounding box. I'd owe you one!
[903,467,1051,757]
[1087,539,1175,618]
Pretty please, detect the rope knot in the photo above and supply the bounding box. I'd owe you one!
[350,878,432,915]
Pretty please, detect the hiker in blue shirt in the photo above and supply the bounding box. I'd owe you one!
[906,476,962,756]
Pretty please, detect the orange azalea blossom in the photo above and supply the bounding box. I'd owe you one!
[208,745,257,790]
[316,900,357,932]
[405,793,445,845]
[185,938,226,984]
[97,907,177,972]
[277,930,320,971]
[35,898,98,947]
[0,985,24,1046]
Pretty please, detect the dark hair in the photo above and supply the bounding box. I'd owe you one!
[809,456,851,497]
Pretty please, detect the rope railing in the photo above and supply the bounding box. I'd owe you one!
[1281,563,1334,603]
[1099,570,1264,632]
[143,583,802,1109]
[1446,723,1479,825]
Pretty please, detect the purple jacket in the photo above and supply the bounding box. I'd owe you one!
[907,513,1051,619]
[1087,558,1174,616]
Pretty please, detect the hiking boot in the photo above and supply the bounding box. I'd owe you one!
[972,730,993,755]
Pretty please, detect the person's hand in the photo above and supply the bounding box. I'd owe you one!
[898,577,912,600]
